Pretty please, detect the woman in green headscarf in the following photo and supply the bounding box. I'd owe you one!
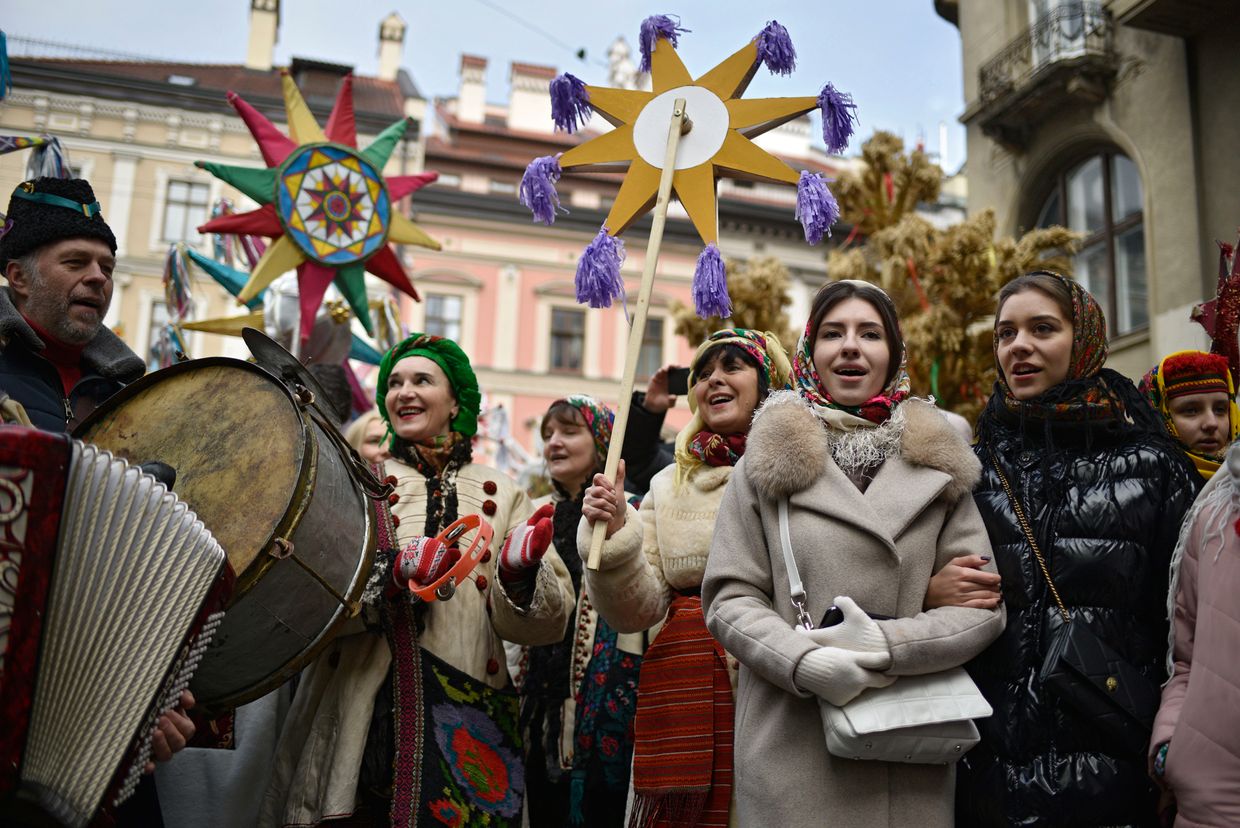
[263,334,574,828]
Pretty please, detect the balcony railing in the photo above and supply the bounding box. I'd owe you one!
[980,2,1114,103]
[967,2,1117,148]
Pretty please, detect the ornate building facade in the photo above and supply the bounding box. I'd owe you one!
[936,0,1240,378]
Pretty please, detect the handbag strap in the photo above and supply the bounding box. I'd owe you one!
[988,448,1071,623]
[778,498,815,631]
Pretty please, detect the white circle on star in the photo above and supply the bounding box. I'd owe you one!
[632,85,729,170]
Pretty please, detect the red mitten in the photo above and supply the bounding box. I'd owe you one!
[499,503,554,583]
[393,535,461,588]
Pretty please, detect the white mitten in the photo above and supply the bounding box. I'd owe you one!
[794,646,894,706]
[807,596,890,653]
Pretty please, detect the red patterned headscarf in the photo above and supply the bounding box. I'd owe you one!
[792,288,910,427]
[1139,350,1239,479]
[673,328,792,485]
[547,394,614,467]
[994,272,1116,421]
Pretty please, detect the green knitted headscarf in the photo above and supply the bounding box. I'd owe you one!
[376,333,481,437]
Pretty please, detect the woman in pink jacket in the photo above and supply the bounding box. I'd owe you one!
[1151,442,1240,827]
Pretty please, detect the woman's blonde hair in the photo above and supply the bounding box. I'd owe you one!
[345,408,386,455]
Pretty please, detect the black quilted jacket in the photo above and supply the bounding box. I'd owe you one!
[957,407,1200,827]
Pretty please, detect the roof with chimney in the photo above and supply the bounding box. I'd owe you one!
[9,56,419,135]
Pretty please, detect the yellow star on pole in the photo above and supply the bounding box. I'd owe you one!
[558,36,818,248]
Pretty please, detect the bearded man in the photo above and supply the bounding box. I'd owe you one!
[0,176,144,431]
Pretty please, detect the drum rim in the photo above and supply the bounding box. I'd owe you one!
[76,358,380,712]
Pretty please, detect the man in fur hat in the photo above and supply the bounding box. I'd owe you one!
[0,177,194,818]
[0,176,144,431]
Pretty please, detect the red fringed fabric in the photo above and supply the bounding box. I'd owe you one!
[630,594,733,828]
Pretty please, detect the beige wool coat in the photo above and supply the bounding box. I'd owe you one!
[702,394,1005,828]
[260,458,574,827]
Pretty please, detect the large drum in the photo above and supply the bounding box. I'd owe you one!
[75,355,381,712]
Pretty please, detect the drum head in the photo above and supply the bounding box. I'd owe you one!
[75,359,306,586]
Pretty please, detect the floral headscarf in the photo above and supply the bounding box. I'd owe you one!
[791,285,910,429]
[673,328,792,484]
[994,272,1114,422]
[548,394,614,467]
[1140,350,1239,479]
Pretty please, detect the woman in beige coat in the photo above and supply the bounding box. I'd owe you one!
[702,281,1004,828]
[261,334,573,827]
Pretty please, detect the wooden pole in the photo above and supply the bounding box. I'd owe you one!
[587,98,689,570]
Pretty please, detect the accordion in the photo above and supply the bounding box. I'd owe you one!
[0,427,232,826]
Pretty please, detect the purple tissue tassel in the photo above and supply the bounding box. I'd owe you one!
[519,155,563,225]
[692,243,732,319]
[818,83,859,155]
[639,15,690,73]
[755,21,796,76]
[550,73,591,133]
[795,171,839,245]
[575,227,627,309]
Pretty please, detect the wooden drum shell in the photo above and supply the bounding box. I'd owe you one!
[75,358,375,712]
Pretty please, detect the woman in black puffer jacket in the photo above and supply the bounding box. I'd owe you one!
[948,273,1199,827]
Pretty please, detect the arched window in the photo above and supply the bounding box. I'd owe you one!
[1036,151,1146,335]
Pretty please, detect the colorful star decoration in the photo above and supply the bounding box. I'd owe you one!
[195,72,440,340]
[520,17,854,317]
[561,38,815,246]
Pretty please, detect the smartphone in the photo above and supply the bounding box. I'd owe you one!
[666,367,690,396]
[820,605,893,627]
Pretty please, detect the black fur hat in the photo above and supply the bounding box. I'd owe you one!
[0,177,117,267]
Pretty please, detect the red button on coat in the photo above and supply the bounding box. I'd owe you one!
[480,550,491,564]
[387,493,399,505]
[482,500,497,516]
[483,480,498,495]
[391,515,400,528]
[475,575,488,591]
[486,658,500,675]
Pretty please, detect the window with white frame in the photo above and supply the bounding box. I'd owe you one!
[161,180,210,243]
[636,316,663,381]
[424,293,463,341]
[550,307,585,374]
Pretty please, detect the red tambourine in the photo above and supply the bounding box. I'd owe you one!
[406,514,494,603]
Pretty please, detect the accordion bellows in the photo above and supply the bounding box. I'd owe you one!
[0,429,230,827]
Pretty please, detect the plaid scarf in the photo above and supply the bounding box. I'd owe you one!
[630,594,733,828]
[686,431,746,467]
[1139,350,1239,480]
[792,306,910,427]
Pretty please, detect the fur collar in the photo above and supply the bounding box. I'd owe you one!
[0,287,144,382]
[746,391,980,502]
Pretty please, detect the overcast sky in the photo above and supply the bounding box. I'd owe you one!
[5,0,968,171]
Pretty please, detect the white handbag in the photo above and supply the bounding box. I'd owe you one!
[777,499,992,764]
